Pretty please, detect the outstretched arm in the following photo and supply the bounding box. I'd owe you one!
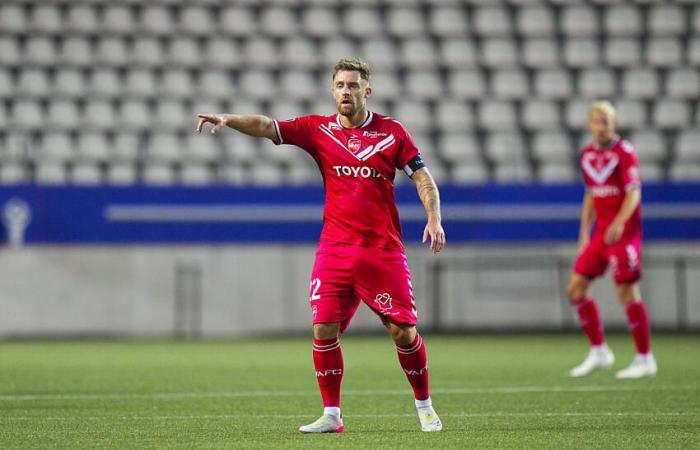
[412,167,445,254]
[196,113,278,141]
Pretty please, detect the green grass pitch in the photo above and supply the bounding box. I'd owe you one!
[1,334,698,449]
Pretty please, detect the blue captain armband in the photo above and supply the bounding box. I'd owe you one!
[403,154,426,178]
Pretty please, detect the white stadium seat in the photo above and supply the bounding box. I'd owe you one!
[532,131,572,163]
[344,8,383,38]
[675,129,700,162]
[71,162,102,185]
[429,6,469,37]
[604,5,642,36]
[579,69,616,99]
[622,69,660,100]
[474,6,511,37]
[219,6,257,37]
[260,7,298,38]
[647,38,683,68]
[648,4,685,36]
[615,100,648,129]
[630,130,666,162]
[107,162,138,185]
[387,7,425,38]
[302,7,338,38]
[95,38,128,67]
[522,39,559,68]
[604,38,642,68]
[479,101,518,131]
[437,132,481,164]
[516,5,555,37]
[666,69,700,99]
[491,69,529,100]
[481,39,519,68]
[561,5,598,37]
[564,38,600,68]
[440,39,479,68]
[521,100,560,131]
[435,100,474,132]
[653,100,690,129]
[535,70,574,99]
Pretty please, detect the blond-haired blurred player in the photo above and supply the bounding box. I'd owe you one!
[567,100,657,379]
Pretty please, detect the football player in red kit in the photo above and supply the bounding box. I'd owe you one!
[196,58,444,432]
[567,101,656,379]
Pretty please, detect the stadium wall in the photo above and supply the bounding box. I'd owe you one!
[1,184,698,337]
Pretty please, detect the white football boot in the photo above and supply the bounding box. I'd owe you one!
[616,353,657,379]
[417,406,443,432]
[298,414,344,433]
[569,344,615,377]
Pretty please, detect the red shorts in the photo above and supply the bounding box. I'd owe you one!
[574,237,642,284]
[308,242,417,333]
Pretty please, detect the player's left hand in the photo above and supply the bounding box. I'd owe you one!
[604,222,624,245]
[196,113,227,134]
[423,221,445,254]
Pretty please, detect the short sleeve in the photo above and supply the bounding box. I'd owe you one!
[394,123,421,170]
[274,116,315,152]
[620,141,641,190]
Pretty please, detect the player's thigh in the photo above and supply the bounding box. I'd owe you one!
[353,248,417,326]
[572,243,608,290]
[567,272,593,301]
[309,245,359,326]
[608,240,643,285]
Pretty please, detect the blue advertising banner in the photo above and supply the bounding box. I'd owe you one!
[0,183,698,245]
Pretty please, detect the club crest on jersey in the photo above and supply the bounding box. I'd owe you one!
[582,151,619,184]
[347,137,362,154]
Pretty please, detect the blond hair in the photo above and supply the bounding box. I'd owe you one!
[332,57,371,82]
[589,100,616,119]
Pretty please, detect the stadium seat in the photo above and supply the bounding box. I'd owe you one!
[218,164,247,185]
[451,163,489,184]
[47,100,80,130]
[538,163,577,183]
[95,38,129,67]
[302,7,338,38]
[564,38,600,68]
[522,39,559,68]
[630,130,666,162]
[197,70,235,100]
[17,69,51,97]
[113,132,142,162]
[344,8,383,38]
[622,69,660,99]
[401,39,438,69]
[281,38,319,69]
[269,100,305,123]
[101,5,134,34]
[486,132,527,165]
[180,5,214,36]
[369,71,402,100]
[168,38,201,68]
[565,99,590,131]
[89,69,122,99]
[647,38,683,67]
[669,163,700,181]
[10,100,43,131]
[532,131,572,163]
[223,133,258,164]
[429,6,469,37]
[321,39,357,67]
[516,5,555,37]
[219,6,257,37]
[243,37,279,69]
[653,100,690,129]
[437,132,481,164]
[183,134,221,163]
[689,38,700,66]
[666,69,700,99]
[0,162,27,185]
[0,37,21,66]
[106,162,138,185]
[124,69,157,98]
[34,162,69,185]
[579,69,616,99]
[160,70,193,99]
[203,38,240,69]
[260,7,298,38]
[604,38,642,67]
[36,132,74,162]
[639,163,664,182]
[387,6,425,38]
[440,39,479,68]
[280,71,319,102]
[83,100,116,131]
[560,4,598,37]
[66,5,98,34]
[287,163,321,185]
[604,4,642,36]
[474,6,511,37]
[142,162,177,185]
[535,70,574,99]
[393,100,433,133]
[435,100,474,132]
[25,37,56,67]
[521,100,560,130]
[181,164,215,185]
[0,132,28,162]
[479,101,518,131]
[491,69,529,100]
[250,163,285,185]
[481,38,519,68]
[54,69,84,98]
[76,132,111,162]
[360,38,398,71]
[30,4,62,34]
[131,38,165,68]
[0,4,27,34]
[405,71,443,100]
[71,162,102,185]
[648,4,685,36]
[239,71,277,101]
[675,129,700,162]
[140,6,172,36]
[145,132,181,162]
[119,100,151,131]
[153,100,189,131]
[615,100,648,129]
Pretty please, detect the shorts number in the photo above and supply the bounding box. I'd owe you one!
[310,278,322,301]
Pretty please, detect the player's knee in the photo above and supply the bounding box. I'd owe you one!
[567,279,585,301]
[615,283,639,305]
[313,322,340,340]
[387,323,416,346]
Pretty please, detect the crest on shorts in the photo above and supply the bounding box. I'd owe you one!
[374,293,393,313]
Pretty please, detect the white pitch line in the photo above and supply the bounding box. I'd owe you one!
[0,385,693,402]
[1,412,697,422]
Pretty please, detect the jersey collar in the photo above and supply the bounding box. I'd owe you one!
[335,111,374,129]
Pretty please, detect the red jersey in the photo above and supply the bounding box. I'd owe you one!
[580,136,642,241]
[274,111,421,250]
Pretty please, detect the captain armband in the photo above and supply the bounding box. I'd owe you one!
[403,154,426,178]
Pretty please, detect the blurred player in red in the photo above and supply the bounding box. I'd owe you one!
[196,58,444,432]
[567,101,657,379]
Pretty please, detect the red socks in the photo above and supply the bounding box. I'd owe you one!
[574,297,605,346]
[625,300,651,354]
[312,338,344,408]
[396,334,430,401]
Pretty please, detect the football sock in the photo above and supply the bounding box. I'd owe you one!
[313,337,344,408]
[574,297,605,346]
[625,300,651,354]
[396,334,430,401]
